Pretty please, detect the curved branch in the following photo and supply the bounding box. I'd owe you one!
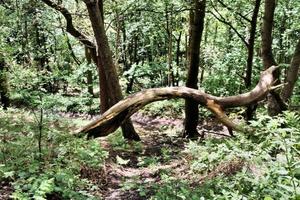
[41,0,96,49]
[76,66,278,138]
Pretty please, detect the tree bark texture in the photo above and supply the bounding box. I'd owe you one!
[261,0,277,69]
[183,0,206,138]
[84,0,140,141]
[77,66,278,139]
[245,0,261,121]
[281,38,300,102]
[261,0,286,115]
[85,47,94,96]
[0,56,9,110]
[166,5,174,87]
[245,0,261,88]
[42,0,140,140]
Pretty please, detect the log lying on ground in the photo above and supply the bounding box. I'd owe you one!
[76,66,278,138]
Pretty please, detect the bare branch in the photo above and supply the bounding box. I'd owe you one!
[41,0,95,49]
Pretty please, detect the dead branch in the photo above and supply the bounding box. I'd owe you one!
[76,66,278,138]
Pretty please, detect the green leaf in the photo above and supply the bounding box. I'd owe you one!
[293,167,300,180]
[4,171,15,178]
[116,155,130,165]
[264,196,273,200]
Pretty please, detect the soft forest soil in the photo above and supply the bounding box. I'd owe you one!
[0,112,235,200]
[96,113,233,200]
[0,180,13,200]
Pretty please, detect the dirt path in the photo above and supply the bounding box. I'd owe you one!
[100,126,187,199]
[97,113,231,200]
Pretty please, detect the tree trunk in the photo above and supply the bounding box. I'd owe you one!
[85,47,94,96]
[121,21,130,72]
[245,0,261,121]
[199,19,209,85]
[245,0,261,88]
[281,38,300,102]
[77,66,278,139]
[166,5,174,87]
[114,2,121,69]
[84,0,140,141]
[0,55,9,110]
[183,0,206,138]
[175,31,182,86]
[261,0,286,116]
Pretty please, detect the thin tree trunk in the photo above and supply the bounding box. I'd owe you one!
[200,18,209,84]
[183,0,206,138]
[91,51,110,113]
[245,0,261,88]
[85,47,94,96]
[114,2,121,68]
[245,0,261,121]
[175,31,182,86]
[281,38,300,102]
[0,55,9,110]
[126,35,138,94]
[166,6,174,86]
[87,70,93,96]
[185,33,189,69]
[278,10,287,64]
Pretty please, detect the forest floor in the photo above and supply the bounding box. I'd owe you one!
[0,109,240,200]
[2,108,299,199]
[96,113,232,200]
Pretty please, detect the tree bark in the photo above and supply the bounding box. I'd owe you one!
[41,0,140,140]
[76,66,278,139]
[175,31,182,86]
[0,55,9,110]
[245,0,261,121]
[261,0,277,68]
[261,0,286,115]
[281,38,300,102]
[85,47,94,96]
[245,0,261,88]
[183,0,206,138]
[166,5,174,87]
[84,0,140,141]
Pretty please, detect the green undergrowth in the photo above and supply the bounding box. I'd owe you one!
[142,99,185,118]
[0,108,108,199]
[1,107,300,200]
[120,111,300,200]
[10,92,100,115]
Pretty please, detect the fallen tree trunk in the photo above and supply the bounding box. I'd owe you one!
[76,66,278,138]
